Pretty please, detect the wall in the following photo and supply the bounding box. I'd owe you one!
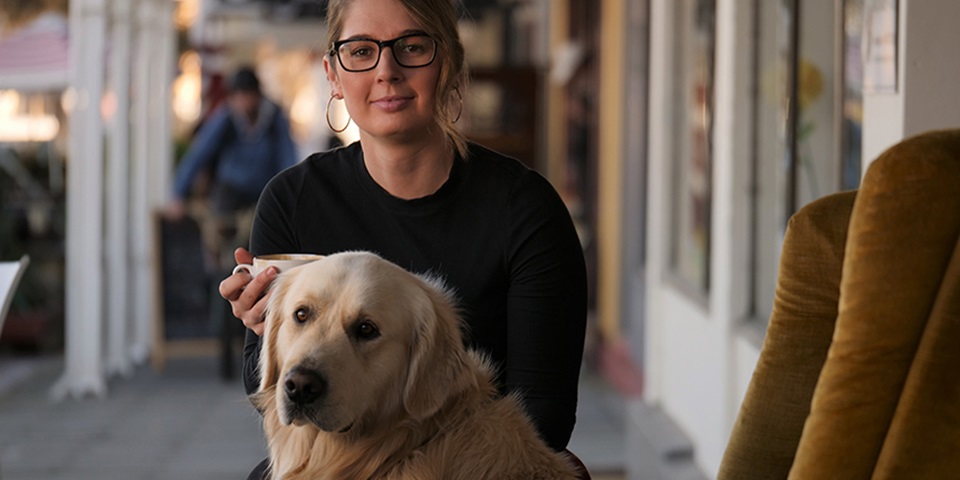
[645,0,760,474]
[862,0,960,170]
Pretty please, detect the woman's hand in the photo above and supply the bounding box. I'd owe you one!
[218,247,277,336]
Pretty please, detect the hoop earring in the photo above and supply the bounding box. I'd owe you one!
[326,95,351,133]
[452,87,463,124]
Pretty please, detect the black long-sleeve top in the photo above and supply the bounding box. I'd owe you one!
[242,141,587,451]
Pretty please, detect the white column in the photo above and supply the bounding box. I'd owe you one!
[104,0,134,377]
[52,0,109,400]
[153,0,176,206]
[129,0,176,364]
[129,0,157,364]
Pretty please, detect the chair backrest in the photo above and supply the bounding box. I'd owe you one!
[718,190,856,480]
[719,128,960,479]
[0,255,30,339]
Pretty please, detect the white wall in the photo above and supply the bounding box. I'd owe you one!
[862,0,960,170]
[643,0,757,475]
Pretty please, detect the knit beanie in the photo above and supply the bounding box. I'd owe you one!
[230,66,261,93]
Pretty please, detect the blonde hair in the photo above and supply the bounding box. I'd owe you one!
[325,0,469,158]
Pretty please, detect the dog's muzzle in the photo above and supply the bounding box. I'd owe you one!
[284,365,327,407]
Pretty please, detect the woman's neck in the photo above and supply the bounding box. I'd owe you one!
[359,134,455,200]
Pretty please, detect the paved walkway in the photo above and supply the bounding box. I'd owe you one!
[0,354,626,480]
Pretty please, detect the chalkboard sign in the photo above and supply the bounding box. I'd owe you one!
[152,212,218,373]
[157,214,213,340]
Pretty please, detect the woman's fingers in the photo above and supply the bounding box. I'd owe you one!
[218,261,278,336]
[234,247,254,265]
[245,292,270,336]
[237,269,276,334]
[232,267,277,330]
[218,269,251,302]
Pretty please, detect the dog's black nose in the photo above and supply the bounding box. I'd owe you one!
[284,366,326,405]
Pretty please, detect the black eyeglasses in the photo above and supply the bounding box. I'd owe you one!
[331,33,437,73]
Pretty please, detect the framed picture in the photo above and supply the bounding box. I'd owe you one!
[863,0,898,94]
[670,0,715,294]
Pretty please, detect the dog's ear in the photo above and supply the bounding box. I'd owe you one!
[257,270,293,393]
[403,276,476,421]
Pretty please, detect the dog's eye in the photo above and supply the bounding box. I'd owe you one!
[353,321,380,341]
[294,308,310,324]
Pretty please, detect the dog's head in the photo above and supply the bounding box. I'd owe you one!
[256,251,475,434]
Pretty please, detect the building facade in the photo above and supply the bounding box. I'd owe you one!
[6,0,960,476]
[590,1,960,477]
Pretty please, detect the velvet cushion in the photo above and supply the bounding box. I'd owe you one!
[718,191,856,480]
[873,236,960,478]
[720,128,960,480]
[789,129,960,479]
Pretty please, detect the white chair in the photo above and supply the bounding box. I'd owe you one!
[0,254,28,480]
[0,255,30,339]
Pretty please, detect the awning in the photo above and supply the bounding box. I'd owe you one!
[0,13,69,91]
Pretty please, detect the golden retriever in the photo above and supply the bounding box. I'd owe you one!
[252,251,580,480]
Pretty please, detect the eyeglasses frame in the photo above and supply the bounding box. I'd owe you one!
[331,33,438,73]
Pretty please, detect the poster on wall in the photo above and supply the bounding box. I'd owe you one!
[671,0,715,294]
[863,0,898,94]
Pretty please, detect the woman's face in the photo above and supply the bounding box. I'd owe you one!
[325,0,443,144]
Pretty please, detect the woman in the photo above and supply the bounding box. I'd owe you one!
[219,0,587,477]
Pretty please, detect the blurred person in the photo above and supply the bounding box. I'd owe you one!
[166,65,298,270]
[217,0,588,478]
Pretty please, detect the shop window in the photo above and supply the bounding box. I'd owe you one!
[750,0,864,322]
[669,0,716,296]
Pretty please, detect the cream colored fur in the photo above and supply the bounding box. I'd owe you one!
[253,251,579,480]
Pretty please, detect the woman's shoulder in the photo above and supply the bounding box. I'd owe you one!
[465,142,527,174]
[465,142,558,199]
[465,143,542,188]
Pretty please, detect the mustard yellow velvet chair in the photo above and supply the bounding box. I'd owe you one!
[718,129,960,480]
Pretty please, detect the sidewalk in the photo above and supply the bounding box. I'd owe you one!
[0,354,626,480]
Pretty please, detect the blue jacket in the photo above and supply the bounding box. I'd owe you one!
[173,100,298,203]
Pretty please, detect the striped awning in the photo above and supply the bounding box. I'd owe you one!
[0,13,69,91]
